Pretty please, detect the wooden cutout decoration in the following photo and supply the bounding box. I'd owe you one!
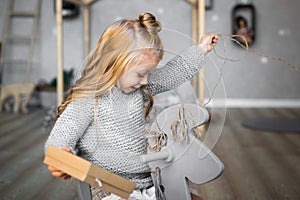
[142,104,224,200]
[44,146,136,199]
[0,83,35,113]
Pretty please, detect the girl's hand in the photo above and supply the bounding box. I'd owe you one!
[47,146,72,180]
[199,33,218,54]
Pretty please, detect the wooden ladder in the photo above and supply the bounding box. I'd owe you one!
[0,0,41,84]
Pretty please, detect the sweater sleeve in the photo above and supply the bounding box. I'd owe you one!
[146,45,205,96]
[44,97,94,153]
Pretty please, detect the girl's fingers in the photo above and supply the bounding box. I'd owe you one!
[212,34,218,44]
[48,165,58,172]
[61,146,71,153]
[48,165,69,178]
[47,146,72,179]
[64,175,72,180]
[52,171,66,177]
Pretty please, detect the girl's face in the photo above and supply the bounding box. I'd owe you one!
[118,53,158,93]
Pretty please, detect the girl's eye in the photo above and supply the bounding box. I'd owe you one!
[137,73,144,78]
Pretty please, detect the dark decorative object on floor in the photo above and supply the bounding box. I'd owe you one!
[242,117,300,133]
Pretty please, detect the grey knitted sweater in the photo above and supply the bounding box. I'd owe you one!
[45,45,205,189]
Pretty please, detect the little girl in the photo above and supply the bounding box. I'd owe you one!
[45,12,218,200]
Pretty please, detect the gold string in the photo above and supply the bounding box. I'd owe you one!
[145,120,168,152]
[218,33,300,74]
[170,106,189,143]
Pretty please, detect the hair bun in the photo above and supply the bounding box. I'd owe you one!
[139,13,161,33]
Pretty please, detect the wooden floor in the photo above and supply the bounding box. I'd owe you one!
[0,107,299,200]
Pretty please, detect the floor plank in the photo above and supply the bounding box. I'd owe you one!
[191,108,300,200]
[0,107,299,199]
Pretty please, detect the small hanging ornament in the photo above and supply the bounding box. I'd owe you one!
[170,106,189,143]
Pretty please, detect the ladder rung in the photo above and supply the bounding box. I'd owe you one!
[2,59,28,64]
[6,35,32,40]
[9,12,36,17]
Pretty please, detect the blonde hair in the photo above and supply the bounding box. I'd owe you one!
[55,13,163,121]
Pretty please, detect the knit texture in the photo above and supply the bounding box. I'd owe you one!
[45,45,205,189]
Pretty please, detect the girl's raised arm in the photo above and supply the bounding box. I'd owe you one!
[146,34,217,96]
